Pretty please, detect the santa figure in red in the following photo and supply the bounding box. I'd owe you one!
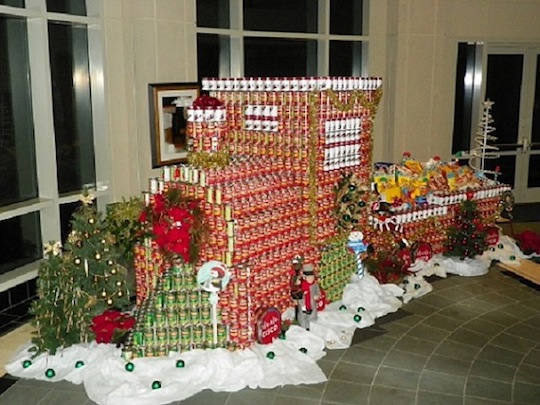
[300,264,320,314]
[298,264,325,330]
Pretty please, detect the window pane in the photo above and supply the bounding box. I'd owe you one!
[329,40,363,76]
[197,33,228,80]
[59,201,81,242]
[531,54,540,145]
[0,212,42,276]
[330,0,363,35]
[483,155,515,188]
[46,0,86,16]
[529,155,540,188]
[243,0,318,33]
[244,38,316,77]
[48,21,96,194]
[196,0,229,28]
[0,15,38,207]
[486,54,523,148]
[0,0,24,7]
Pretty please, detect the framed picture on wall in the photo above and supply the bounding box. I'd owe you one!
[149,82,199,167]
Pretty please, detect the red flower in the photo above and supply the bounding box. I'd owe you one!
[169,206,192,222]
[153,194,166,215]
[91,310,135,344]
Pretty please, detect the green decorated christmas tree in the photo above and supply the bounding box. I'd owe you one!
[31,193,131,355]
[444,197,488,259]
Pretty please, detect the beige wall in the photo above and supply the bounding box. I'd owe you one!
[370,0,540,164]
[102,0,540,201]
[103,0,197,201]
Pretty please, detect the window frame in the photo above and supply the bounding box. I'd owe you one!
[195,0,370,79]
[0,0,110,286]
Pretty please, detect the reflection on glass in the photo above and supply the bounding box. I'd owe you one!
[243,0,317,33]
[196,0,230,29]
[330,41,363,76]
[0,0,24,7]
[486,54,523,147]
[48,22,95,194]
[46,0,86,16]
[0,15,38,208]
[0,212,42,276]
[244,38,316,77]
[330,0,363,35]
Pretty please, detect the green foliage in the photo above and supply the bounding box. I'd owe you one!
[105,197,145,268]
[444,199,488,259]
[31,198,132,355]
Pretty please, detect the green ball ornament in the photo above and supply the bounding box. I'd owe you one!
[266,351,275,359]
[45,368,55,378]
[343,214,351,222]
[279,331,286,340]
[22,360,32,369]
[125,362,135,372]
[353,314,362,323]
[75,360,85,369]
[414,284,421,290]
[357,307,365,312]
[510,255,516,261]
[358,201,366,207]
[299,347,308,354]
[497,243,504,249]
[348,184,356,191]
[151,381,162,390]
[341,195,350,203]
[339,305,347,311]
[175,360,185,368]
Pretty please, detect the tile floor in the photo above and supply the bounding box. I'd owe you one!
[0,265,539,405]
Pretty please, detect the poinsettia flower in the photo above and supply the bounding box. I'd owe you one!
[139,211,147,223]
[153,222,167,236]
[153,194,165,215]
[169,206,191,222]
[92,309,123,324]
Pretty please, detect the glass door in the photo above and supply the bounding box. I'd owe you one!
[482,45,540,203]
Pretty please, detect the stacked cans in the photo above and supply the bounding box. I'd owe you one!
[124,263,230,359]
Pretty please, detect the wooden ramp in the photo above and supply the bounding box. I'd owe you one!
[498,259,540,285]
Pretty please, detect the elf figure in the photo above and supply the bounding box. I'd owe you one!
[298,264,321,330]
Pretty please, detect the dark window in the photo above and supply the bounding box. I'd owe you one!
[48,21,96,194]
[0,212,42,276]
[485,54,523,149]
[196,0,230,28]
[330,0,363,35]
[197,33,228,79]
[244,37,316,77]
[0,15,38,207]
[243,0,318,33]
[452,43,477,154]
[0,0,24,6]
[46,0,86,16]
[330,41,363,76]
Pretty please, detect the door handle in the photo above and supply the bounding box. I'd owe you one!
[521,137,530,153]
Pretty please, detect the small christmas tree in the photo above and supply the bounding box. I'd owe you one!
[444,196,488,259]
[31,192,131,355]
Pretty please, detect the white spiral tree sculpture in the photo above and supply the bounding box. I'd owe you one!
[468,99,500,179]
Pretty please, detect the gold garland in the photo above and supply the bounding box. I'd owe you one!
[306,88,383,245]
[187,150,230,169]
[325,87,383,114]
[307,91,320,244]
